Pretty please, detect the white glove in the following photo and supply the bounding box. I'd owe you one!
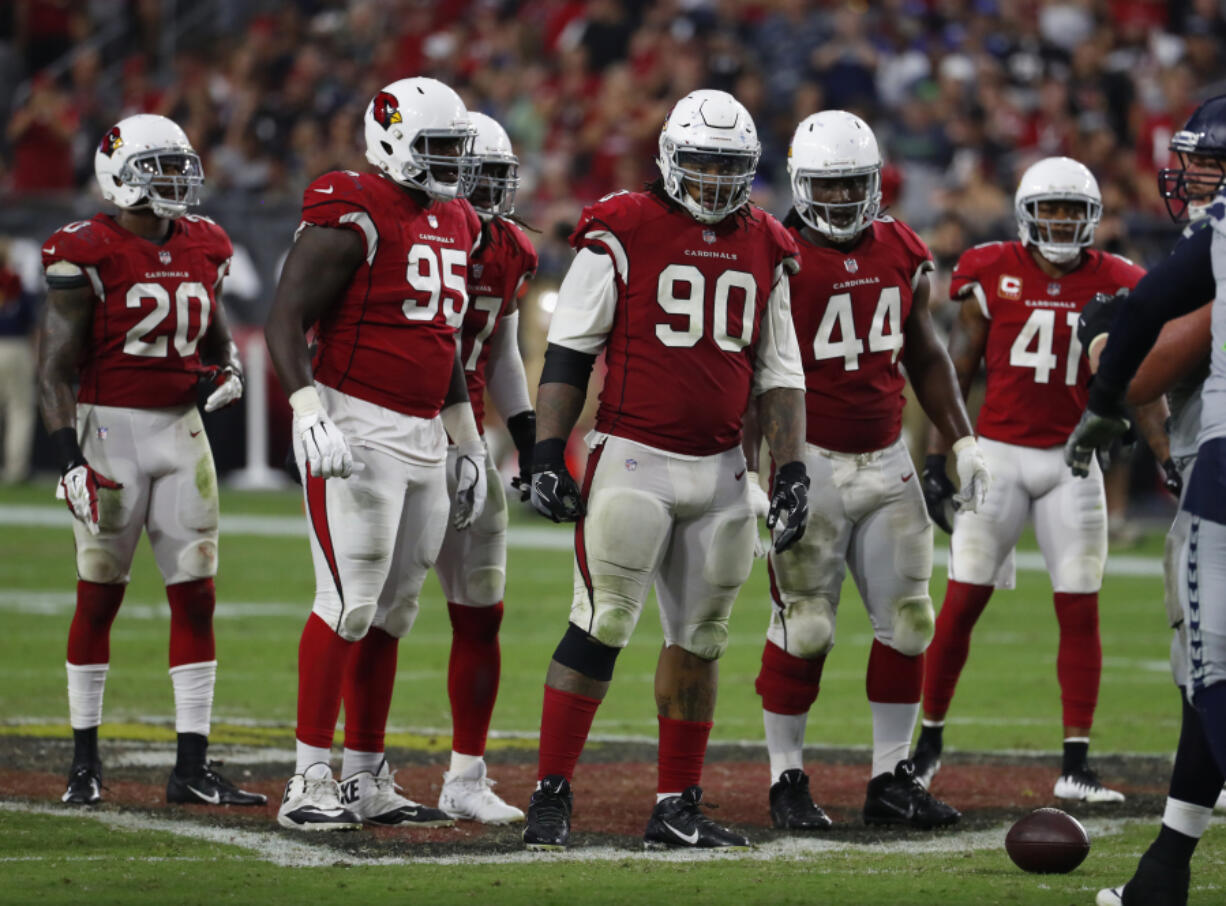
[203,364,244,413]
[952,436,990,513]
[747,470,771,559]
[290,386,353,479]
[452,442,488,530]
[57,462,122,536]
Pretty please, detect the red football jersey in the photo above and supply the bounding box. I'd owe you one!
[462,217,538,432]
[42,213,232,408]
[950,241,1145,447]
[570,190,798,456]
[787,216,933,453]
[302,170,482,418]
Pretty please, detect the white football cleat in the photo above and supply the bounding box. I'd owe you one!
[277,762,361,831]
[339,759,454,827]
[1216,785,1226,811]
[1095,886,1124,906]
[439,760,525,824]
[1053,766,1125,803]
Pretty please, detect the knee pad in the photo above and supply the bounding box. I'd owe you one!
[1055,556,1104,594]
[554,622,621,681]
[176,539,218,580]
[889,594,935,656]
[332,602,377,642]
[677,617,730,661]
[780,595,836,659]
[703,513,757,590]
[465,566,505,607]
[378,596,420,639]
[78,547,127,585]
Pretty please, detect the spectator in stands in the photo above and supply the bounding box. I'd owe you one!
[0,237,37,484]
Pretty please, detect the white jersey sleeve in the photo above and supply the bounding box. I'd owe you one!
[752,263,806,396]
[546,247,617,355]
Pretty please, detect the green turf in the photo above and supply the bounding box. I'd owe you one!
[0,482,1182,754]
[1,808,1223,906]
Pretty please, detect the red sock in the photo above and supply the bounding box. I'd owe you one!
[537,684,601,782]
[448,601,503,756]
[754,640,825,714]
[167,578,216,668]
[866,639,923,703]
[657,715,713,794]
[296,613,355,749]
[922,581,994,719]
[1054,592,1101,729]
[342,626,399,753]
[67,581,125,664]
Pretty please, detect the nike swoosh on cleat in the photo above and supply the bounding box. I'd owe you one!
[901,472,914,482]
[187,785,221,805]
[662,820,699,844]
[313,185,335,194]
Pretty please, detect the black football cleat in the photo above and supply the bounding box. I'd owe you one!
[911,724,943,789]
[167,761,268,806]
[863,759,961,829]
[644,786,750,849]
[523,774,573,851]
[62,762,102,805]
[1096,849,1191,906]
[769,769,832,830]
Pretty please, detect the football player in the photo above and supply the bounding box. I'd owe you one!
[433,112,537,824]
[748,111,986,832]
[1070,96,1226,906]
[38,114,263,807]
[916,157,1146,803]
[521,90,809,851]
[265,78,486,831]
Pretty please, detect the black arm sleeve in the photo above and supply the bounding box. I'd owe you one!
[540,342,597,391]
[1091,224,1216,412]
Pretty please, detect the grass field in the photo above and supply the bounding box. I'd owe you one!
[2,480,1223,905]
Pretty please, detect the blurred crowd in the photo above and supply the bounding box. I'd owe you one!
[3,0,1226,281]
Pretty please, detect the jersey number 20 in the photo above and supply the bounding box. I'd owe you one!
[124,282,212,358]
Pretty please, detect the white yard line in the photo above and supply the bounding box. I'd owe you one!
[0,799,1141,867]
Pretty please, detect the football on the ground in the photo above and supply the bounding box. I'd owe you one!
[1004,807,1091,873]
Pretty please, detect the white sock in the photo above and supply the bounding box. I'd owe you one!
[449,751,482,775]
[657,791,681,802]
[295,742,332,776]
[1163,797,1214,838]
[763,709,806,784]
[66,662,108,729]
[169,660,216,735]
[922,718,945,729]
[871,701,919,779]
[341,748,384,779]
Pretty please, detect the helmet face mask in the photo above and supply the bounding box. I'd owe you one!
[121,149,203,218]
[408,129,479,200]
[95,115,203,220]
[669,147,757,222]
[1159,148,1226,222]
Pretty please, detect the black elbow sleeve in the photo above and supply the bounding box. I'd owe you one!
[540,343,596,391]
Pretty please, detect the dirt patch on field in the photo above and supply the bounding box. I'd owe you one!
[0,735,1172,856]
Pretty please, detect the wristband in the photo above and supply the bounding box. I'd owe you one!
[533,437,567,471]
[289,385,322,417]
[50,427,85,475]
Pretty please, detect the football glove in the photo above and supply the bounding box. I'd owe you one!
[746,470,771,558]
[952,436,990,513]
[529,437,584,523]
[1076,288,1128,353]
[57,462,122,536]
[1162,458,1184,498]
[290,386,354,479]
[202,362,244,413]
[768,460,809,554]
[506,410,536,503]
[921,454,956,534]
[452,443,488,530]
[1065,406,1131,478]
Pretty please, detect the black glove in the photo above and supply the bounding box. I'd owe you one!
[506,410,536,502]
[1162,458,1184,498]
[921,454,956,534]
[1076,288,1129,350]
[767,460,809,554]
[529,437,585,523]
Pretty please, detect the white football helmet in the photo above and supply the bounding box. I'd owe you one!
[94,114,203,219]
[788,110,882,242]
[364,77,478,200]
[468,112,519,218]
[1015,156,1102,265]
[657,90,760,224]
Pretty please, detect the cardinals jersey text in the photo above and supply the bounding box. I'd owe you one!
[41,213,232,408]
[462,217,538,431]
[551,190,801,456]
[300,170,482,417]
[787,215,933,453]
[951,241,1145,447]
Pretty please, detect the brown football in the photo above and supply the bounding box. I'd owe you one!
[1005,808,1091,874]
